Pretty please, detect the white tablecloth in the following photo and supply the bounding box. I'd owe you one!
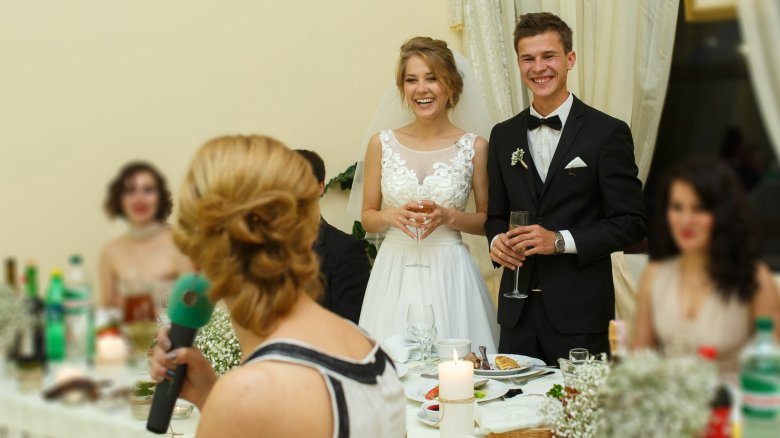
[1,361,559,438]
[0,365,198,438]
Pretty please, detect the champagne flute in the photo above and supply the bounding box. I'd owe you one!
[503,210,530,299]
[407,303,436,373]
[406,186,432,268]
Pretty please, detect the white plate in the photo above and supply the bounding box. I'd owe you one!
[404,378,509,403]
[473,354,546,377]
[416,408,439,428]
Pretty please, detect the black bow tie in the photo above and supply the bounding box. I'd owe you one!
[527,114,562,131]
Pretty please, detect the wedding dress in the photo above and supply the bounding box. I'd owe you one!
[358,130,499,354]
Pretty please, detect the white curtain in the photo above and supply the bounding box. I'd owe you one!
[737,0,780,160]
[448,0,679,324]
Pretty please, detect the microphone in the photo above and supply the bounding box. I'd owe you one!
[147,273,214,434]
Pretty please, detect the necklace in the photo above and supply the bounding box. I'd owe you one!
[127,222,166,241]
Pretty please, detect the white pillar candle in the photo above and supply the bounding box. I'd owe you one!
[96,335,128,366]
[438,351,474,437]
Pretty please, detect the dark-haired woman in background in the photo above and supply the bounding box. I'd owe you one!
[633,157,780,376]
[98,162,193,311]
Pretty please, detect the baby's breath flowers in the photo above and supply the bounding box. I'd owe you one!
[539,351,717,438]
[194,304,241,375]
[0,284,28,347]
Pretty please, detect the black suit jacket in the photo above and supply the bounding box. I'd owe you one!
[486,96,646,334]
[313,219,371,324]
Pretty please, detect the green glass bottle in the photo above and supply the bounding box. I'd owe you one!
[44,270,66,362]
[740,317,780,437]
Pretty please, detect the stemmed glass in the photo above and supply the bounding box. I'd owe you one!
[407,186,432,268]
[503,210,530,299]
[569,348,589,364]
[407,303,436,373]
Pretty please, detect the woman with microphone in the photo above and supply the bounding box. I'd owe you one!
[149,135,405,437]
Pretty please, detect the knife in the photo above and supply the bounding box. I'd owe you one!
[478,346,491,370]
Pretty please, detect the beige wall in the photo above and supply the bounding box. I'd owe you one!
[0,1,461,288]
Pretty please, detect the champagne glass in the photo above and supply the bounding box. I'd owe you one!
[503,210,530,299]
[407,303,436,373]
[406,186,432,268]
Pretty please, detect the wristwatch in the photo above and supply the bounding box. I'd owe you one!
[554,231,565,254]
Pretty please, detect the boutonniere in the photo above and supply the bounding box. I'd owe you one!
[511,148,529,169]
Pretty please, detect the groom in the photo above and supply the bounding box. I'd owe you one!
[486,12,646,364]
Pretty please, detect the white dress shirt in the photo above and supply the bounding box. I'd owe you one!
[491,93,578,254]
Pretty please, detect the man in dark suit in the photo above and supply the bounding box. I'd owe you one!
[296,150,371,324]
[485,13,646,364]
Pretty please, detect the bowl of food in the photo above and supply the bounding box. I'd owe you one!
[420,399,441,423]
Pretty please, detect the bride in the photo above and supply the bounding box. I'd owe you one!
[354,36,498,353]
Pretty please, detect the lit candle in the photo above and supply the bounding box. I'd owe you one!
[438,350,474,437]
[96,335,128,366]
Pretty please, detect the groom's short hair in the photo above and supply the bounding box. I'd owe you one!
[295,149,326,184]
[514,12,573,54]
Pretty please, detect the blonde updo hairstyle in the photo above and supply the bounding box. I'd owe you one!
[174,135,321,337]
[396,36,463,109]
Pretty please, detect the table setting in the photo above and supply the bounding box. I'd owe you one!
[400,354,561,437]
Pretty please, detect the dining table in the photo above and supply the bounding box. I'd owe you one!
[0,358,559,438]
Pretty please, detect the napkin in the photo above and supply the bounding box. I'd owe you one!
[564,157,587,169]
[380,335,418,363]
[476,395,546,434]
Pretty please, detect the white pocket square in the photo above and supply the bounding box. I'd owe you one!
[565,157,587,169]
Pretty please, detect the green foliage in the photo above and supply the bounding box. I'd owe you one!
[546,383,564,400]
[352,220,377,264]
[324,162,356,193]
[133,381,155,397]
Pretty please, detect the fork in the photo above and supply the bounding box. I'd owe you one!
[511,370,554,385]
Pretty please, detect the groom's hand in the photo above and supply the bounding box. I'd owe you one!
[507,225,556,256]
[490,233,526,270]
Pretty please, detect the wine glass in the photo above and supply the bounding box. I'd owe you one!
[407,303,436,373]
[503,211,530,299]
[569,348,589,364]
[406,186,432,268]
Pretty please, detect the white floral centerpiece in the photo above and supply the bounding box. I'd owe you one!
[540,355,610,438]
[194,304,241,375]
[540,351,717,438]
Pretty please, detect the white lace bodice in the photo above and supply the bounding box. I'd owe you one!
[379,130,475,211]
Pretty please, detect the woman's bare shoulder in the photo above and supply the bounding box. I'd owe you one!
[100,235,128,258]
[197,361,331,437]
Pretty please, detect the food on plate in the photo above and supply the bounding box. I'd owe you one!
[425,384,487,400]
[463,352,481,369]
[495,355,521,370]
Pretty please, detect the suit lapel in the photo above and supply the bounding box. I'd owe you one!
[539,96,585,202]
[513,111,539,207]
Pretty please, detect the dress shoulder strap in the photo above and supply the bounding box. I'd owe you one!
[243,339,393,384]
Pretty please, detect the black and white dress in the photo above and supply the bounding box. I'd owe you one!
[243,338,406,437]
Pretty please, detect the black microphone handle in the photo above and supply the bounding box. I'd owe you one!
[146,324,199,434]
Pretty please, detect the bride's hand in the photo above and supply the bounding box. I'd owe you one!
[418,200,450,239]
[381,205,421,239]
